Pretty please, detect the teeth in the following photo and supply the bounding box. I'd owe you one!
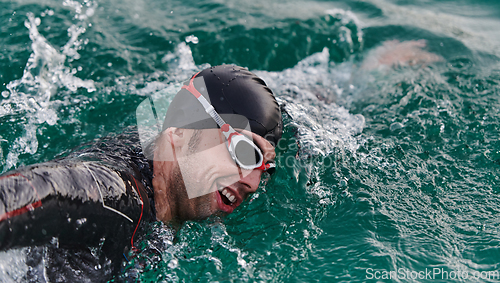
[220,188,237,203]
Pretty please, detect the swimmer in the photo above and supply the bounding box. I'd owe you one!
[0,65,282,282]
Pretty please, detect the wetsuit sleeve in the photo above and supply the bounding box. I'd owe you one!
[0,160,152,253]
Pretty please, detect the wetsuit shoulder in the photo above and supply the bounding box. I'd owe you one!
[0,126,155,252]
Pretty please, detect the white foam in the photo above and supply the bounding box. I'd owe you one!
[161,42,209,78]
[255,47,365,158]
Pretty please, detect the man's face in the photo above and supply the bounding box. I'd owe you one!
[162,128,275,221]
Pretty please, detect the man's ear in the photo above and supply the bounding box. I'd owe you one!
[155,127,188,161]
[166,127,187,146]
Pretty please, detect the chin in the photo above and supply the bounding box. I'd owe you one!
[184,192,220,220]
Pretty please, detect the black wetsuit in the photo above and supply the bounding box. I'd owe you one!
[0,126,156,282]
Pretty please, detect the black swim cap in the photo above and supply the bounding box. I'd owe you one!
[163,65,282,146]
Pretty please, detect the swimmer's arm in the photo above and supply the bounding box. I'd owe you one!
[0,161,150,251]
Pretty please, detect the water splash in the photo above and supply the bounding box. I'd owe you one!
[105,41,210,99]
[184,35,199,44]
[161,42,209,79]
[326,8,364,54]
[61,0,97,61]
[6,11,96,104]
[0,248,29,283]
[1,3,96,170]
[256,47,365,159]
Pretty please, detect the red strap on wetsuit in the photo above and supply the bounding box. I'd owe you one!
[129,176,144,252]
[0,173,42,222]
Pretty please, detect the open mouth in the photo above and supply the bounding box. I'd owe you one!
[216,187,238,213]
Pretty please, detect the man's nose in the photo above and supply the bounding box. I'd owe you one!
[238,169,262,196]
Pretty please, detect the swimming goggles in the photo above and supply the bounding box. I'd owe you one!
[182,73,275,173]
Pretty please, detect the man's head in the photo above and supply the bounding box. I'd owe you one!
[163,65,282,146]
[152,65,282,222]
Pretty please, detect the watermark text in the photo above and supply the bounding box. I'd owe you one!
[366,268,499,281]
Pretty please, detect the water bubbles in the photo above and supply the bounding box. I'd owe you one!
[185,35,199,44]
[341,189,352,198]
[340,177,348,187]
[1,91,9,98]
[107,62,113,67]
[41,9,55,17]
[303,229,310,239]
[86,7,95,17]
[390,122,404,132]
[167,258,179,268]
[50,237,59,248]
[36,108,58,125]
[76,218,87,228]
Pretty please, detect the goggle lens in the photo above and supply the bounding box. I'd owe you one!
[233,139,260,167]
[229,136,275,174]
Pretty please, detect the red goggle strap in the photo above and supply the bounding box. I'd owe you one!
[257,162,274,171]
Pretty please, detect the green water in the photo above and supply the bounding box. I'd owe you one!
[1,0,500,282]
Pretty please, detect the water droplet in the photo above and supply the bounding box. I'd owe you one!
[168,258,178,269]
[86,7,94,17]
[390,122,404,132]
[76,218,87,227]
[50,237,59,247]
[185,35,199,44]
